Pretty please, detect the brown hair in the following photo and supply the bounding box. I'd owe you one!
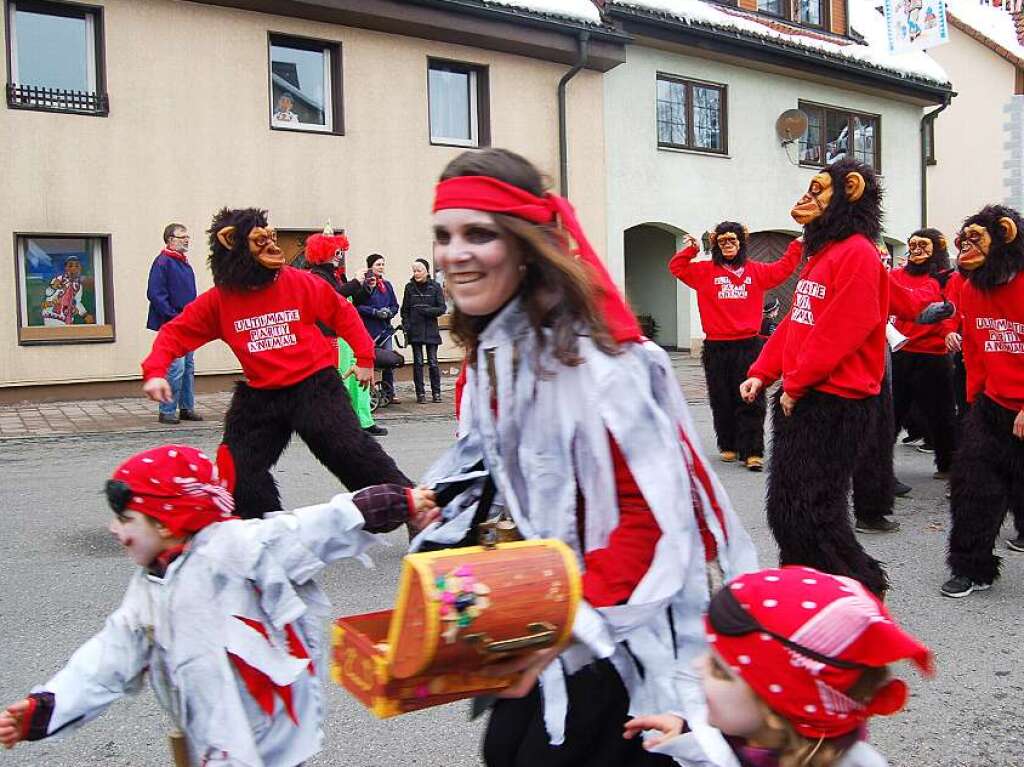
[438,148,617,366]
[756,667,891,767]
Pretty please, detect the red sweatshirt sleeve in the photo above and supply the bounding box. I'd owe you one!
[785,245,883,399]
[748,313,789,385]
[316,280,375,369]
[752,238,802,289]
[887,273,927,321]
[141,290,220,380]
[581,436,662,608]
[668,245,709,289]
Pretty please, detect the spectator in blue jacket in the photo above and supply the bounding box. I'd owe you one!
[358,253,401,403]
[147,223,200,424]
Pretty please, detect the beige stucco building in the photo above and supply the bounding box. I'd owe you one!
[925,5,1024,237]
[1,0,622,399]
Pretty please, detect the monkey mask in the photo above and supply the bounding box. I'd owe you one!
[207,207,284,289]
[904,228,949,276]
[956,205,1024,291]
[791,171,866,226]
[709,221,749,266]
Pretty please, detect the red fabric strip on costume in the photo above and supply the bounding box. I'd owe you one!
[142,266,374,388]
[669,239,801,341]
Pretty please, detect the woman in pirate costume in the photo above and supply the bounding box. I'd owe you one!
[414,149,757,767]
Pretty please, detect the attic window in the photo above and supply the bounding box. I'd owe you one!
[757,0,828,29]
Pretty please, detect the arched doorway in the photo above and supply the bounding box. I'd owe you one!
[624,223,690,350]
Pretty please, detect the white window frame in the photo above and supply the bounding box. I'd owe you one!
[17,235,106,328]
[9,1,97,92]
[428,62,479,148]
[269,40,333,133]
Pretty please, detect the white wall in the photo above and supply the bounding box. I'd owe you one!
[926,25,1019,235]
[604,43,926,349]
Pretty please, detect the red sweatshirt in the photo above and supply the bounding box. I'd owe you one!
[142,266,375,389]
[888,268,954,354]
[669,239,802,341]
[945,271,965,334]
[749,234,888,400]
[960,272,1024,412]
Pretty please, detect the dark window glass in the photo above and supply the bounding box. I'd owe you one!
[656,78,687,146]
[692,85,722,150]
[758,0,786,16]
[797,0,823,26]
[656,75,726,154]
[798,102,880,171]
[800,108,823,164]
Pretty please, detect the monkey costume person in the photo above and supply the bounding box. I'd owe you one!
[740,160,895,596]
[669,223,801,471]
[942,205,1024,598]
[142,208,411,519]
[889,228,958,479]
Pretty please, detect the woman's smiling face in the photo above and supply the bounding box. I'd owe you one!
[433,209,524,316]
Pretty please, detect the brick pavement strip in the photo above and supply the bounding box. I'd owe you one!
[0,353,706,441]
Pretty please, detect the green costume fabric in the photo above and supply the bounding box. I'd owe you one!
[338,338,374,428]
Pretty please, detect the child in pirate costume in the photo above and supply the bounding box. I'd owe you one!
[670,224,802,471]
[624,567,933,767]
[0,444,438,766]
[141,208,411,519]
[417,148,757,767]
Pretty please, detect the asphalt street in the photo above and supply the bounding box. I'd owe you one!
[0,399,1021,766]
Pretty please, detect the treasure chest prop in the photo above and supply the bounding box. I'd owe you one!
[331,539,581,717]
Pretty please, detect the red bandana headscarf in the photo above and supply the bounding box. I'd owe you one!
[706,566,933,739]
[432,175,642,344]
[111,444,237,536]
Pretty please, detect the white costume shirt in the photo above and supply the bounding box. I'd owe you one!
[34,495,378,767]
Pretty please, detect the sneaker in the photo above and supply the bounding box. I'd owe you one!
[158,413,180,425]
[432,393,442,403]
[179,409,204,422]
[363,424,388,437]
[940,575,991,598]
[745,456,764,472]
[855,517,901,534]
[720,451,738,463]
[1007,537,1024,553]
[916,443,935,454]
[932,470,950,480]
[416,394,427,404]
[894,479,912,497]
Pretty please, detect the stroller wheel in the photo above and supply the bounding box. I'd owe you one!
[369,383,381,412]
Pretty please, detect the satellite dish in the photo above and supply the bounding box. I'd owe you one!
[776,109,809,144]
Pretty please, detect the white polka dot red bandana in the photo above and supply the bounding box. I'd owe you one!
[112,444,237,536]
[705,566,933,738]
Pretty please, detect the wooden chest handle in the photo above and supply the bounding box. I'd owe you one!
[464,622,557,654]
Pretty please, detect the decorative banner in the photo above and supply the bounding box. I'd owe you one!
[885,0,950,52]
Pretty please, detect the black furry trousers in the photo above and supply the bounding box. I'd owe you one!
[222,366,411,519]
[702,338,766,458]
[948,395,1024,583]
[766,389,893,596]
[483,660,674,767]
[892,351,957,472]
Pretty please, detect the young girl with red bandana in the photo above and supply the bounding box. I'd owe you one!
[624,567,932,767]
[0,444,437,766]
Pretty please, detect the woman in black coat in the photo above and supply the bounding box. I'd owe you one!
[401,258,447,403]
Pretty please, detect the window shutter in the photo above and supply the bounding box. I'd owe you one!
[830,0,847,35]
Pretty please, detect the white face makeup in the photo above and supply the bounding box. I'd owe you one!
[697,651,766,738]
[109,510,168,567]
[433,208,525,317]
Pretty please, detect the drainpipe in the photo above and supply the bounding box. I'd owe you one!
[558,31,590,197]
[920,93,952,227]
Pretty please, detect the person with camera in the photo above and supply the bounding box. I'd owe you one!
[358,254,402,403]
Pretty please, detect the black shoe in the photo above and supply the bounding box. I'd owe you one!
[894,479,912,497]
[933,470,950,480]
[416,394,427,404]
[855,517,900,534]
[179,409,204,422]
[158,413,180,425]
[940,575,991,598]
[432,393,442,403]
[364,424,388,436]
[1007,537,1024,553]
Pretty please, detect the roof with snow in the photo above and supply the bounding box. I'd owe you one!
[943,0,1024,67]
[477,0,604,24]
[606,0,952,89]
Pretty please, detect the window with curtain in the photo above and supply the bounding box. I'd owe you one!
[428,60,488,147]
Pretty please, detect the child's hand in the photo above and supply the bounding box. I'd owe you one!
[0,699,31,749]
[409,487,439,530]
[623,713,686,750]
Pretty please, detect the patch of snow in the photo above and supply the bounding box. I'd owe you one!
[944,0,1024,60]
[482,0,603,23]
[614,0,951,83]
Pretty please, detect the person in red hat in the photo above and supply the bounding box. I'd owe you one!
[624,566,933,767]
[0,444,437,766]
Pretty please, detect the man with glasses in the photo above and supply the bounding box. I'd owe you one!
[147,223,200,424]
